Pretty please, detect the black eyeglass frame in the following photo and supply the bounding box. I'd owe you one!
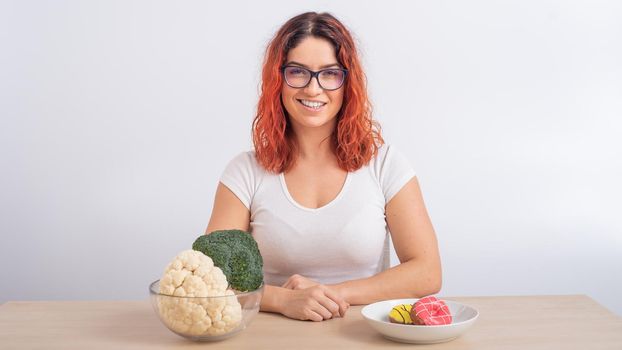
[281,65,348,91]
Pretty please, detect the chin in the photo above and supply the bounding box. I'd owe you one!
[294,115,335,129]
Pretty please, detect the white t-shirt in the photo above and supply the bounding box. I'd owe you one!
[220,144,416,286]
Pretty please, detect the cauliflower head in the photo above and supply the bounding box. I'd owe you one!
[157,250,242,336]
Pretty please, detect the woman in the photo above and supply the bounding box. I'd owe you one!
[206,12,441,322]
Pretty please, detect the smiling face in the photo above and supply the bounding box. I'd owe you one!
[281,36,345,134]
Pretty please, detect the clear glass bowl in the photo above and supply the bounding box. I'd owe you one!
[149,279,263,341]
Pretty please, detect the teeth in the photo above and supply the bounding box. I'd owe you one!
[299,100,325,109]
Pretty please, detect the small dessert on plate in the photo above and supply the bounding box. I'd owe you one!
[388,304,414,324]
[387,295,452,326]
[410,296,452,326]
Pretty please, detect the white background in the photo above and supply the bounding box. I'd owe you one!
[1,1,621,316]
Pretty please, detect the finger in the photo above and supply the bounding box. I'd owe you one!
[323,288,348,317]
[304,309,324,322]
[282,275,302,289]
[315,294,340,318]
[282,275,299,289]
[343,303,350,317]
[323,288,349,317]
[312,293,339,320]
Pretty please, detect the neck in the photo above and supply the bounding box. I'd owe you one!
[291,121,336,161]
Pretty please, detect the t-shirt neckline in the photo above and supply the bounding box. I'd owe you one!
[279,172,351,212]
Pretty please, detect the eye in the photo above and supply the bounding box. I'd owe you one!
[286,67,307,76]
[320,69,343,78]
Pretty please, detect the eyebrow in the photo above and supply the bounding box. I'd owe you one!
[285,61,341,69]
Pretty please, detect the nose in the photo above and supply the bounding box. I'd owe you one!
[303,75,323,96]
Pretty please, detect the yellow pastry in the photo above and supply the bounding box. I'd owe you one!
[388,304,413,324]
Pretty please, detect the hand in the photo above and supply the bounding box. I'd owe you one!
[278,284,349,322]
[282,274,320,290]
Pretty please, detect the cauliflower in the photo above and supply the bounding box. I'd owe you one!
[157,250,242,336]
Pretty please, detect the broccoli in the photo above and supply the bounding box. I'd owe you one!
[192,229,264,292]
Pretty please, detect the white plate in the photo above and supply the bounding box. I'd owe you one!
[361,298,479,344]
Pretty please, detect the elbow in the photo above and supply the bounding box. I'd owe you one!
[429,274,442,295]
[422,276,442,297]
[401,257,443,298]
[430,265,443,295]
[427,259,443,295]
[414,267,442,297]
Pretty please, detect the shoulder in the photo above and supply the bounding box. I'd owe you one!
[220,150,266,209]
[223,150,268,175]
[371,143,412,173]
[221,149,271,180]
[226,150,259,168]
[369,143,416,203]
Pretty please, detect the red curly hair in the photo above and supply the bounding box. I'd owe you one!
[252,12,384,173]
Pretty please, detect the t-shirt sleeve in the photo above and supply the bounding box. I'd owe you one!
[374,144,417,203]
[219,152,258,210]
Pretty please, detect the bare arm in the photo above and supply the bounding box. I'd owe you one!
[205,182,250,233]
[330,176,442,304]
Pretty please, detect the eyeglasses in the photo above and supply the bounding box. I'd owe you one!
[281,65,348,91]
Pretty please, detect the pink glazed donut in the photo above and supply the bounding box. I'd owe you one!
[410,296,453,326]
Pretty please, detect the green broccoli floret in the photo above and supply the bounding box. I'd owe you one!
[192,230,263,292]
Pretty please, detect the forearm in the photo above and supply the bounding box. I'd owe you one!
[332,259,442,305]
[259,284,287,313]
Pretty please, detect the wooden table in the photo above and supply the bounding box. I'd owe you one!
[1,295,621,349]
